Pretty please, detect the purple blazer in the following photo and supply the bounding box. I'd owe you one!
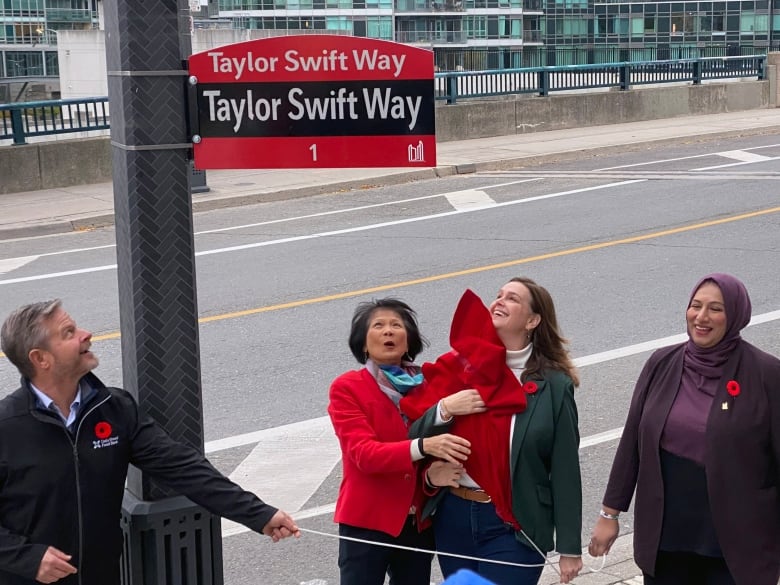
[603,340,780,585]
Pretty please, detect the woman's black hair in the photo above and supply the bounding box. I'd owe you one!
[347,298,428,364]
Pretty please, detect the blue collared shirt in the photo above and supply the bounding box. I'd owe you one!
[31,382,85,431]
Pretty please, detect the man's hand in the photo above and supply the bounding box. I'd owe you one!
[36,547,77,584]
[261,510,301,542]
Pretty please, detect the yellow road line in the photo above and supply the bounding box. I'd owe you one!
[2,205,779,358]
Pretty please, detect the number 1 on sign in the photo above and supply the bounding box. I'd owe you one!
[309,144,317,162]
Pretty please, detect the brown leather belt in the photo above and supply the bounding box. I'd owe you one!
[449,486,492,503]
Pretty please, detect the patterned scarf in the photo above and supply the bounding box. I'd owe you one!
[365,359,423,409]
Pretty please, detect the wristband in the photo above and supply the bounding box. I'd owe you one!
[599,510,620,521]
[418,437,427,457]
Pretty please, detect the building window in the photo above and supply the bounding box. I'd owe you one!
[45,50,58,75]
[612,16,629,34]
[4,50,44,76]
[740,11,768,33]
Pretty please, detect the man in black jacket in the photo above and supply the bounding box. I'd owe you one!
[0,300,300,585]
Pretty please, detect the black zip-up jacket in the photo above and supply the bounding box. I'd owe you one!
[0,373,278,585]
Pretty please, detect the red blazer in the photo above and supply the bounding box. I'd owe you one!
[604,340,780,585]
[328,368,426,537]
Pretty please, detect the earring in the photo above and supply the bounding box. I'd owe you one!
[402,352,412,362]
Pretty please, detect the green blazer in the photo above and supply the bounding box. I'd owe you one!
[411,369,582,556]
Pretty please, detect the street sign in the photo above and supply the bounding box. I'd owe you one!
[188,35,436,169]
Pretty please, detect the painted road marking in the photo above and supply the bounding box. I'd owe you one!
[715,150,773,164]
[0,180,642,286]
[444,189,496,210]
[593,143,780,171]
[1,212,778,356]
[220,416,341,537]
[0,256,38,275]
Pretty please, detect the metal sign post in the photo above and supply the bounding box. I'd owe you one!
[103,0,223,582]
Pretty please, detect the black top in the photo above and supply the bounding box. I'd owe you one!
[659,449,721,557]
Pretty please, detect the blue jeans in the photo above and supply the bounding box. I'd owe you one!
[338,516,434,585]
[434,490,546,585]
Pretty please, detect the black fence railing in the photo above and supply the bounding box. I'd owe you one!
[0,97,109,144]
[434,55,766,103]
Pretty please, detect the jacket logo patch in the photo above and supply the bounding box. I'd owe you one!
[93,421,119,449]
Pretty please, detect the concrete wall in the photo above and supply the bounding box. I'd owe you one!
[0,79,771,195]
[435,79,770,142]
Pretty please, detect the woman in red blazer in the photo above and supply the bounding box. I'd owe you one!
[589,273,780,585]
[328,298,478,585]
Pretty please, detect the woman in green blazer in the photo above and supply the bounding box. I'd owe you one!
[404,277,583,585]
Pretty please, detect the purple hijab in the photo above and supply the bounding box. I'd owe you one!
[662,274,753,463]
[683,272,752,381]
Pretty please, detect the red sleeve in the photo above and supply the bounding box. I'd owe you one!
[328,374,416,475]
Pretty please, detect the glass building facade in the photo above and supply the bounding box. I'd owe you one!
[0,0,97,79]
[218,0,779,68]
[1,0,777,88]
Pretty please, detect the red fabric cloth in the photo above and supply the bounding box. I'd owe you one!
[400,289,527,528]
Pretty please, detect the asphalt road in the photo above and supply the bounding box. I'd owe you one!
[1,132,778,585]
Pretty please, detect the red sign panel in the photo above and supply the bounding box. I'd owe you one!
[188,35,436,170]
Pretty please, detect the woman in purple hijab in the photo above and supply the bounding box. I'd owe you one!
[588,273,780,585]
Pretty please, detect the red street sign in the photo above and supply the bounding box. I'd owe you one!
[188,35,436,170]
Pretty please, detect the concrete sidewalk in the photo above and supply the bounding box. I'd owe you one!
[2,108,780,240]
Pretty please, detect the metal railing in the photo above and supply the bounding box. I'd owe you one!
[435,54,766,103]
[0,55,766,143]
[0,96,109,144]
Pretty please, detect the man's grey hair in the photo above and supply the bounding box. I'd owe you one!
[1,299,62,379]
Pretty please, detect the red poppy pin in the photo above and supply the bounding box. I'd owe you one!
[523,381,538,395]
[726,380,740,397]
[95,421,112,439]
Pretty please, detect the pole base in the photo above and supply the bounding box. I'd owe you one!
[120,491,224,585]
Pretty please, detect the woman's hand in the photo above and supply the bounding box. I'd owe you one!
[588,514,620,557]
[558,555,582,583]
[426,461,464,488]
[422,433,471,464]
[441,389,486,417]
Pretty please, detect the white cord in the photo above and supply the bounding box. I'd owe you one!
[584,552,608,573]
[298,527,557,571]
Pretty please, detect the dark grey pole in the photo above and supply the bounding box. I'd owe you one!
[103,0,223,582]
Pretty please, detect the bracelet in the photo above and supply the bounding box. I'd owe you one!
[439,400,452,422]
[418,437,427,457]
[424,470,436,489]
[599,510,620,521]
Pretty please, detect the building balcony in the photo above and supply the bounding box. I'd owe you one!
[395,0,465,13]
[45,8,94,23]
[523,29,542,43]
[395,30,468,44]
